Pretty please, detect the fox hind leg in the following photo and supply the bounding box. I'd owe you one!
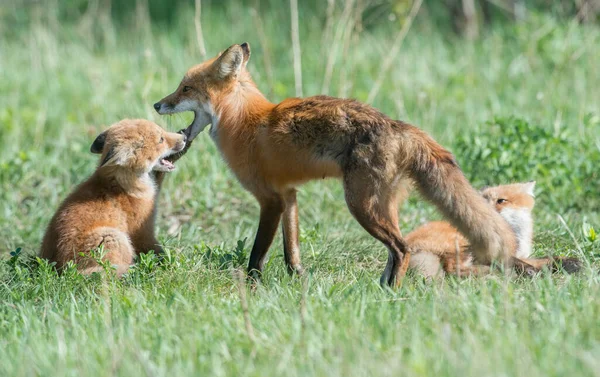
[343,173,409,288]
[410,251,445,278]
[440,253,491,277]
[76,227,135,276]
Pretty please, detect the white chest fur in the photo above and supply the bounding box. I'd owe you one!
[500,207,533,258]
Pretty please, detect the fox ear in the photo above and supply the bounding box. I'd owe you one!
[99,147,116,167]
[98,145,131,168]
[217,44,249,79]
[90,131,107,154]
[240,42,251,64]
[522,181,536,197]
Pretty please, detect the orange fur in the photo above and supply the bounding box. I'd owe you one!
[40,119,186,275]
[407,182,581,277]
[155,43,517,287]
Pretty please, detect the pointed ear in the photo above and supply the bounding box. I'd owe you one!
[240,42,251,64]
[99,147,116,167]
[90,131,107,154]
[216,44,247,79]
[522,181,536,197]
[99,145,131,168]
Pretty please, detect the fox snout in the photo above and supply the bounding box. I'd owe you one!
[167,131,187,152]
[174,137,186,152]
[154,132,187,173]
[154,91,178,114]
[154,91,185,115]
[154,101,170,114]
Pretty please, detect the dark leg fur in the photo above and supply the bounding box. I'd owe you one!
[247,196,285,280]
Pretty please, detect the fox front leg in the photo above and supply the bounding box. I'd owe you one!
[282,189,304,275]
[247,195,284,281]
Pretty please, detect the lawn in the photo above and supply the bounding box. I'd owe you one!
[0,1,599,376]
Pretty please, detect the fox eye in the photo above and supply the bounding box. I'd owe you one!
[497,199,507,204]
[183,86,192,92]
[159,136,164,143]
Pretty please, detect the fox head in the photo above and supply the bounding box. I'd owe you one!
[154,43,253,140]
[481,181,536,213]
[90,119,186,173]
[481,181,536,258]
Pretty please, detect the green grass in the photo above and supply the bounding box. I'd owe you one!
[1,2,600,376]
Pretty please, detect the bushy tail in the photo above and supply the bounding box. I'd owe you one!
[404,126,517,264]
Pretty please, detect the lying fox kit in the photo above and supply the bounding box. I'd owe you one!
[407,181,581,277]
[481,182,535,259]
[40,119,186,275]
[155,42,518,287]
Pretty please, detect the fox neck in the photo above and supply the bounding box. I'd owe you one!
[213,78,275,140]
[500,208,533,258]
[96,167,156,198]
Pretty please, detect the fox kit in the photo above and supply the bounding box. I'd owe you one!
[40,119,186,275]
[407,182,581,277]
[154,42,517,287]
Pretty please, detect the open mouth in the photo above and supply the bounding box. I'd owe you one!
[155,158,176,172]
[186,110,199,134]
[163,111,195,139]
[181,112,197,138]
[161,104,211,141]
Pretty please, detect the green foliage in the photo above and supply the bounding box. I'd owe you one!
[203,238,249,269]
[454,117,600,212]
[585,224,597,243]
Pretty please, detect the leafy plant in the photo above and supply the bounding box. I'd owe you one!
[203,238,248,269]
[583,223,597,243]
[454,117,600,211]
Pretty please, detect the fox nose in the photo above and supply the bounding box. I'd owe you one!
[153,102,162,112]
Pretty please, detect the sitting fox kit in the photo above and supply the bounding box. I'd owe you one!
[155,42,518,287]
[40,119,186,275]
[407,182,581,277]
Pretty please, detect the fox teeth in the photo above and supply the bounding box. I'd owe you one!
[161,159,175,170]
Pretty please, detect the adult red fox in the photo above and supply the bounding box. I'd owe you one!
[154,43,516,287]
[40,119,188,275]
[407,181,581,277]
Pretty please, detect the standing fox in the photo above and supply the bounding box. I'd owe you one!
[407,181,581,277]
[154,42,517,287]
[40,119,187,275]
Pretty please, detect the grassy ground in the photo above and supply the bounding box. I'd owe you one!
[1,2,599,376]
